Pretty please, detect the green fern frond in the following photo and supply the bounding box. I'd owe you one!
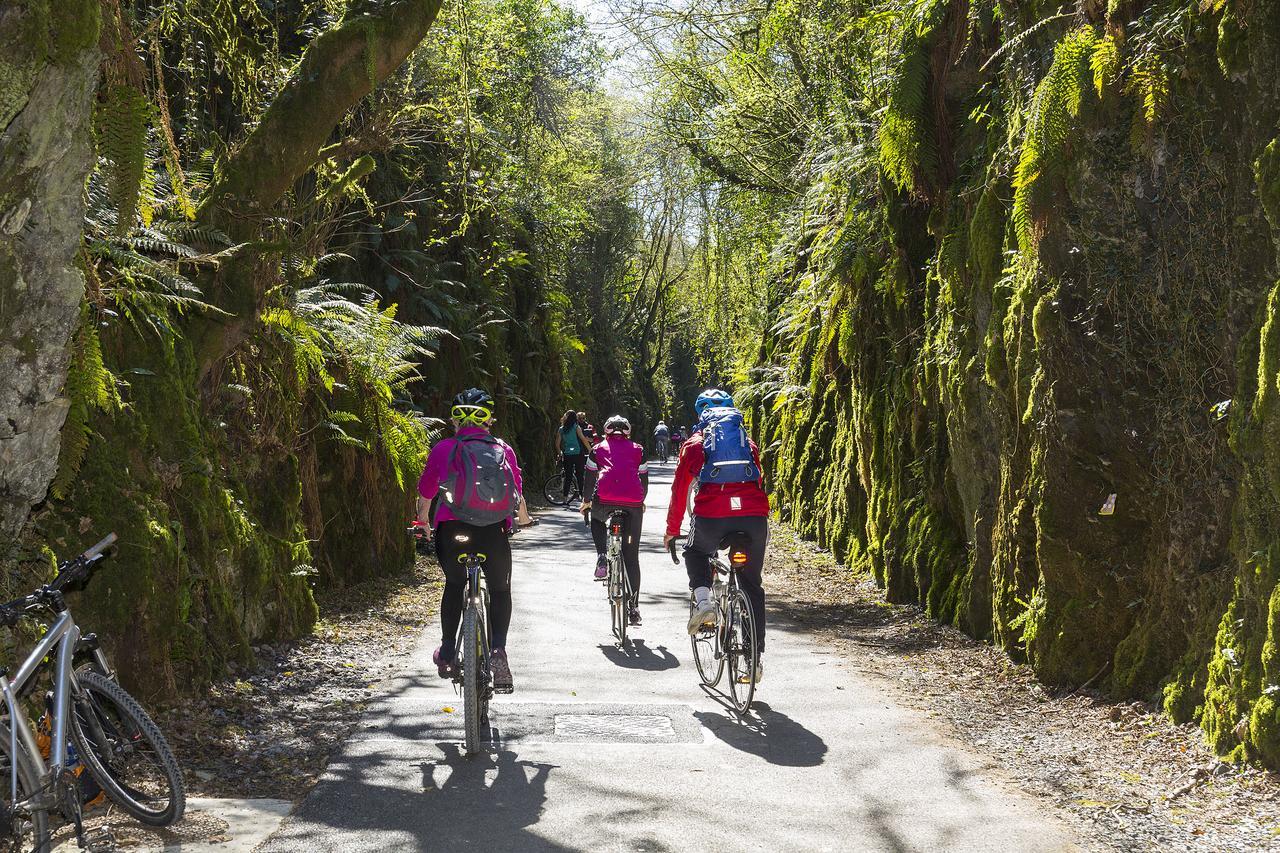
[1090,31,1121,96]
[95,84,153,235]
[1126,56,1168,153]
[1011,26,1098,252]
[878,0,950,194]
[52,309,124,500]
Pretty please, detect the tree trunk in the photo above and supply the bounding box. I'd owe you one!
[190,0,446,375]
[0,0,101,541]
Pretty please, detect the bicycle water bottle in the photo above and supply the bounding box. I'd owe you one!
[713,577,726,601]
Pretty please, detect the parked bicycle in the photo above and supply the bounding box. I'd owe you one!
[668,534,759,715]
[0,533,185,851]
[598,511,634,648]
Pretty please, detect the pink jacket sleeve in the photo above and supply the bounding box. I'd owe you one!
[417,439,455,500]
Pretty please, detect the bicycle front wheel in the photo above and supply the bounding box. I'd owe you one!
[726,589,759,715]
[71,669,185,826]
[542,473,572,506]
[462,606,483,756]
[0,723,49,851]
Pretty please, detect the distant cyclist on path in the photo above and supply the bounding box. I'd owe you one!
[663,388,769,683]
[654,419,670,462]
[416,388,523,691]
[580,415,649,625]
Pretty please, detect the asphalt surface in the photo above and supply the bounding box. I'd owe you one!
[261,463,1080,852]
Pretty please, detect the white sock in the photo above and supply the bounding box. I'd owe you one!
[694,586,711,604]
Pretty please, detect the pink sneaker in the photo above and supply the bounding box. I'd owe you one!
[594,555,608,580]
[432,646,458,679]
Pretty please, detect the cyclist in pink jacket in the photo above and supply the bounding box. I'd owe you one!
[580,415,648,625]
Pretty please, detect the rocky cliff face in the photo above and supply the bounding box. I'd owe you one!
[0,0,100,542]
[757,1,1280,766]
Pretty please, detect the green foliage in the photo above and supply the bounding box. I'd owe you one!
[1091,30,1122,97]
[1011,26,1098,252]
[878,0,950,195]
[51,308,123,501]
[95,84,154,234]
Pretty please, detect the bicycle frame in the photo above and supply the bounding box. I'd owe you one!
[454,555,491,684]
[2,611,84,787]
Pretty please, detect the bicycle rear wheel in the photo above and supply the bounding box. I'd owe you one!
[462,606,483,756]
[726,589,758,715]
[71,669,185,826]
[690,599,724,687]
[0,723,48,851]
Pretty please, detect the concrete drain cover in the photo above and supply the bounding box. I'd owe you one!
[484,702,702,744]
[554,714,676,740]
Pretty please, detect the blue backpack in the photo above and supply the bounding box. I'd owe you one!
[698,407,759,484]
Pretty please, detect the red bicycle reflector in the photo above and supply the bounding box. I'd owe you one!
[610,522,624,535]
[730,551,749,565]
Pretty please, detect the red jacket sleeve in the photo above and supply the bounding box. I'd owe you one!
[666,437,704,536]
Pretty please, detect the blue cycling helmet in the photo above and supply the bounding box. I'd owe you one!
[694,388,734,416]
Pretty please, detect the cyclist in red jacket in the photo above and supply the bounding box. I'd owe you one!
[663,388,769,682]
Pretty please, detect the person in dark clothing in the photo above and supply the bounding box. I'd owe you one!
[554,410,590,498]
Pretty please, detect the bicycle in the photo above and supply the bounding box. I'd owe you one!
[668,534,759,715]
[655,437,670,464]
[442,533,514,757]
[0,533,185,851]
[600,511,634,648]
[542,469,582,507]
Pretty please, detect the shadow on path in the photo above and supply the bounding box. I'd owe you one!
[598,639,680,671]
[694,701,828,767]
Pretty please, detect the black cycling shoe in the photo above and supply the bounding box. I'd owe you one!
[490,649,514,694]
[628,607,642,626]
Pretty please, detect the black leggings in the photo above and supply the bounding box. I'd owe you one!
[561,453,586,495]
[435,520,512,657]
[685,514,768,653]
[590,505,643,605]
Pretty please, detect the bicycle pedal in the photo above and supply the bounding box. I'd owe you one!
[82,826,119,853]
[494,685,514,695]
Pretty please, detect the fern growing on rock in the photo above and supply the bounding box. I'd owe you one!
[878,0,951,196]
[1011,25,1098,253]
[95,83,154,234]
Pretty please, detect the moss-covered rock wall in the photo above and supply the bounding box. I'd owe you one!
[756,0,1280,766]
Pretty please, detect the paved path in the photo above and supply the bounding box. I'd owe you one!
[261,464,1080,852]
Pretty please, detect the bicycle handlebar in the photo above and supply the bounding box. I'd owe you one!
[0,533,118,626]
[82,532,117,561]
[667,536,685,565]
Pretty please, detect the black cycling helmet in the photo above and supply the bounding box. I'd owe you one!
[451,388,494,426]
[603,414,632,436]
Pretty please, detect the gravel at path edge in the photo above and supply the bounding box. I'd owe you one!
[154,557,441,802]
[767,522,1280,852]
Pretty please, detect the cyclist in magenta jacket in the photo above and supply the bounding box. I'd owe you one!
[580,415,648,625]
[415,389,523,691]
